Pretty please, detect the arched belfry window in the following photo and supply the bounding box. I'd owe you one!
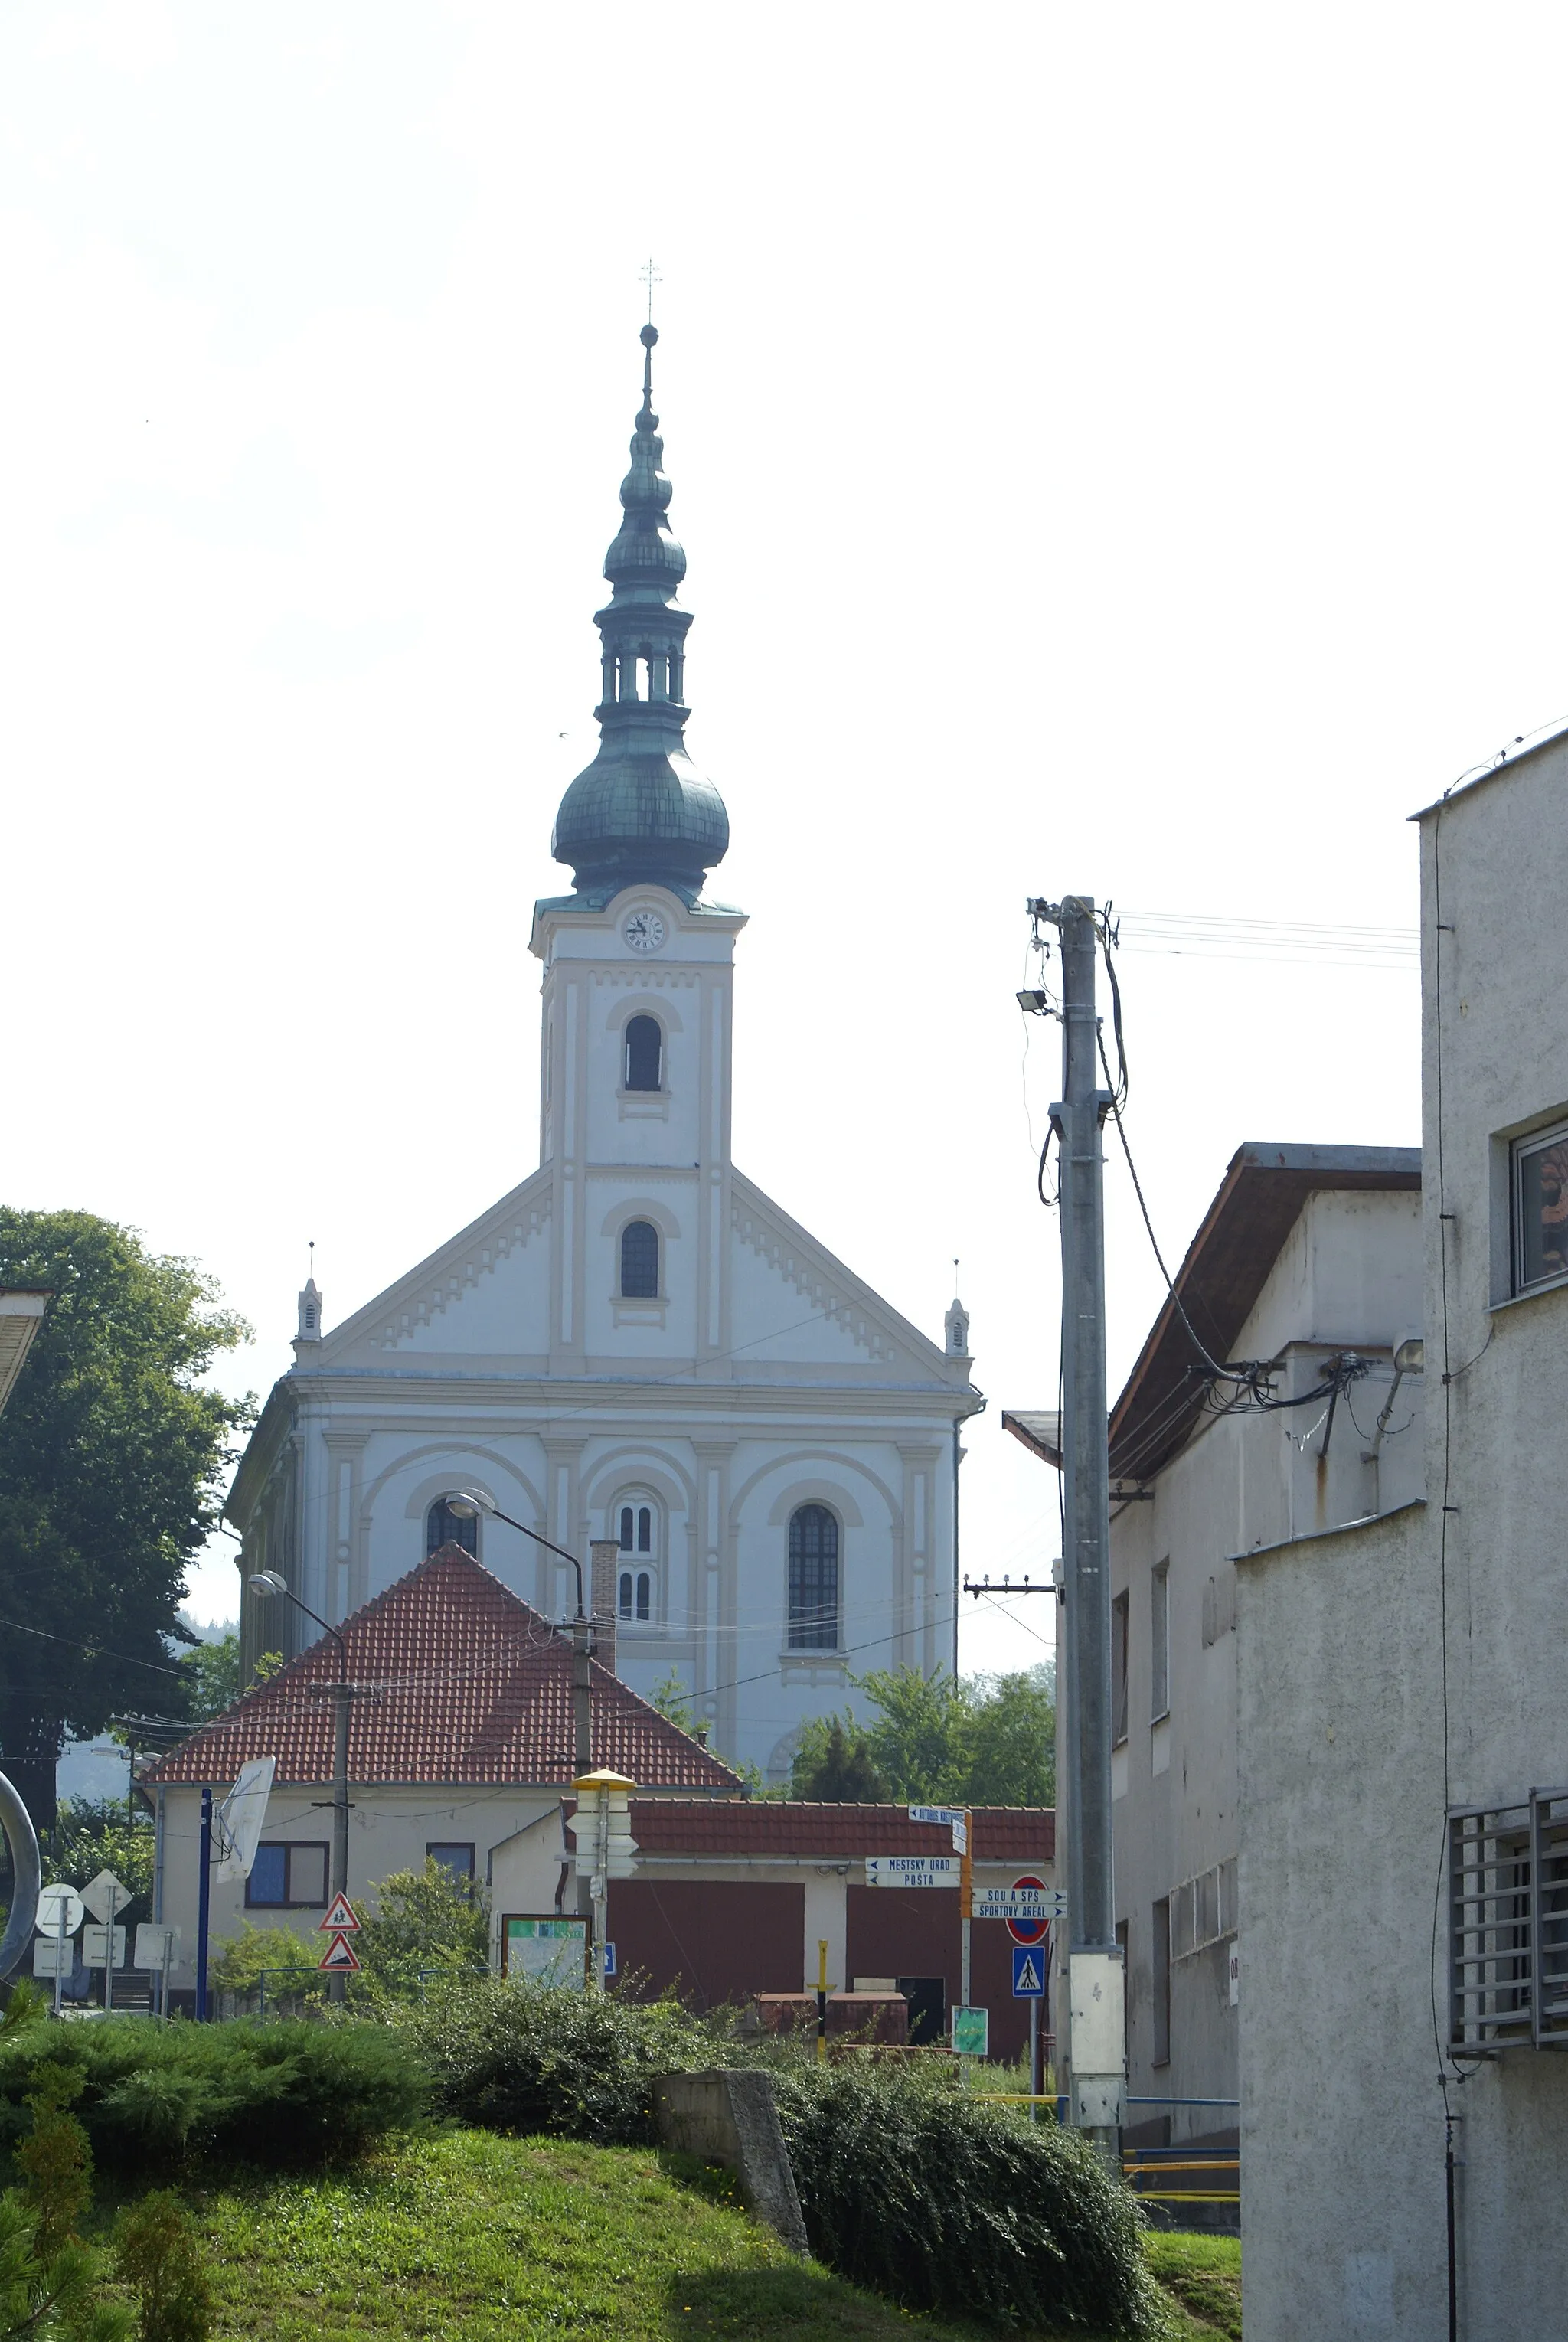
[426,1497,479,1558]
[616,1496,658,1625]
[788,1504,840,1651]
[620,1220,660,1298]
[625,1016,662,1093]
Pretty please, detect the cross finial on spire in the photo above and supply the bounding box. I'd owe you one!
[639,255,662,325]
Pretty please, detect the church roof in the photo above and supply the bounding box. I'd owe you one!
[145,1544,739,1793]
[549,322,730,906]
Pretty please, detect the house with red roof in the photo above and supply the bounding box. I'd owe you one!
[490,1795,1056,2059]
[144,1544,737,1995]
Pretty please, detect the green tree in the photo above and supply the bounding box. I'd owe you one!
[0,1210,253,1826]
[112,2192,211,2342]
[790,1717,891,1801]
[351,1860,489,1997]
[789,1665,1057,1808]
[39,1800,155,1914]
[646,1667,694,1733]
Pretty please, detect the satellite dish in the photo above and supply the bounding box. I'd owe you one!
[214,1756,276,1883]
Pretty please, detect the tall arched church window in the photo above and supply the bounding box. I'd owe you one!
[625,1016,663,1092]
[616,1495,658,1625]
[426,1497,479,1558]
[620,1220,660,1298]
[788,1504,840,1651]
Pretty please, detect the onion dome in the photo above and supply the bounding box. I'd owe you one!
[550,325,729,903]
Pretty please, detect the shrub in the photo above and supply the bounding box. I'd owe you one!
[348,1861,488,2001]
[113,2190,211,2342]
[209,1925,323,2010]
[771,2059,1158,2337]
[0,2015,426,2175]
[390,1978,710,2145]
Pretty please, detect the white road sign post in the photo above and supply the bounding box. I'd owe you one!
[81,1871,128,2014]
[567,1770,639,1991]
[36,1885,83,2020]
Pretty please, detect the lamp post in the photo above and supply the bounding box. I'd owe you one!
[443,1491,596,1774]
[248,1569,352,2002]
[444,1491,600,1935]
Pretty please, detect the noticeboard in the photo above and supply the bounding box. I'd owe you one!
[501,1916,588,1991]
[951,2004,989,2058]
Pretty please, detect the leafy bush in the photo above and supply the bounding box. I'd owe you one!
[113,2190,212,2342]
[0,2014,426,2174]
[209,1924,324,2009]
[390,1978,710,2145]
[771,2060,1157,2337]
[348,1861,488,2000]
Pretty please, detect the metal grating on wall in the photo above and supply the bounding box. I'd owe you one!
[1449,1790,1568,2053]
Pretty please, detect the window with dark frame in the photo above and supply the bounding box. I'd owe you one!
[618,1568,652,1622]
[788,1504,840,1650]
[1152,1561,1170,1721]
[1152,1897,1171,2066]
[1112,1591,1129,1746]
[620,1220,659,1298]
[426,1497,479,1557]
[1513,1120,1568,1294]
[246,1841,329,1910]
[624,1015,663,1092]
[426,1842,475,1886]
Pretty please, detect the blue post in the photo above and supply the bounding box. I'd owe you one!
[195,1788,212,2021]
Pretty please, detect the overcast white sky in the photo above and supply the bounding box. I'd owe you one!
[5,3,1563,1666]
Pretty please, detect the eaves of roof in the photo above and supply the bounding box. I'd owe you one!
[624,1800,1054,1863]
[1409,716,1568,824]
[1106,1142,1420,1486]
[1007,1143,1421,1492]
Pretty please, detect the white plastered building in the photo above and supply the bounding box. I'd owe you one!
[228,325,982,1780]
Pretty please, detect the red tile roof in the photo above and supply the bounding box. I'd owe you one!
[146,1546,738,1793]
[625,1801,1054,1862]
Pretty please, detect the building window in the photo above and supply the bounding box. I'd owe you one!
[620,1220,660,1298]
[1513,1120,1568,1294]
[426,1497,479,1558]
[1112,1591,1129,1746]
[624,1015,663,1093]
[426,1842,475,1887]
[1450,1791,1568,2052]
[615,1498,658,1625]
[1151,1561,1170,1722]
[1152,1898,1171,2066]
[246,1842,328,1910]
[619,1569,653,1622]
[788,1504,840,1650]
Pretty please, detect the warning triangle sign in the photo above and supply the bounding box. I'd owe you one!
[317,1930,361,1973]
[318,1893,358,1935]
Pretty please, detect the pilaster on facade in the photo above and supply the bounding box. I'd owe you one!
[691,1438,737,1752]
[897,1442,943,1677]
[539,1436,586,1617]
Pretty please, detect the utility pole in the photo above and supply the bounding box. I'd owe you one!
[1034,893,1125,2163]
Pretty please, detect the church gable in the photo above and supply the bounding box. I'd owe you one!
[728,1171,959,1382]
[315,1168,553,1364]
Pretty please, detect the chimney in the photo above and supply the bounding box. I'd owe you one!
[589,1539,620,1678]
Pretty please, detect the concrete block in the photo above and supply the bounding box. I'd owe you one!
[653,2069,810,2257]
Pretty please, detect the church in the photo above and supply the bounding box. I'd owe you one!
[227,325,983,1781]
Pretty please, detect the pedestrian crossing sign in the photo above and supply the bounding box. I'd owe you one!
[1012,1945,1047,1998]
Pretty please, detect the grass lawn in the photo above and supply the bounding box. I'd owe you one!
[103,2131,1245,2340]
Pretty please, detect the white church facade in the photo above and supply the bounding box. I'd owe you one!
[228,324,982,1781]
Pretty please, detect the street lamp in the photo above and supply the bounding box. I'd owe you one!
[442,1489,585,1618]
[248,1570,354,2001]
[442,1491,602,1911]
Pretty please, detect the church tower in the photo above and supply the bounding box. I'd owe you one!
[230,322,981,1778]
[530,325,744,1379]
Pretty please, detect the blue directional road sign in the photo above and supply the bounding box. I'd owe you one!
[1012,1944,1047,1998]
[602,1942,616,1979]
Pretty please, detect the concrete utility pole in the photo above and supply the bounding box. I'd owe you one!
[247,1572,354,2004]
[1036,893,1125,2162]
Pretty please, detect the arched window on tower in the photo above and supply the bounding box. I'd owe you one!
[788,1504,840,1651]
[620,1220,660,1298]
[426,1497,479,1558]
[625,1016,662,1093]
[616,1495,658,1625]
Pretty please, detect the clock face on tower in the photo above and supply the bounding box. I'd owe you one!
[622,909,667,954]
